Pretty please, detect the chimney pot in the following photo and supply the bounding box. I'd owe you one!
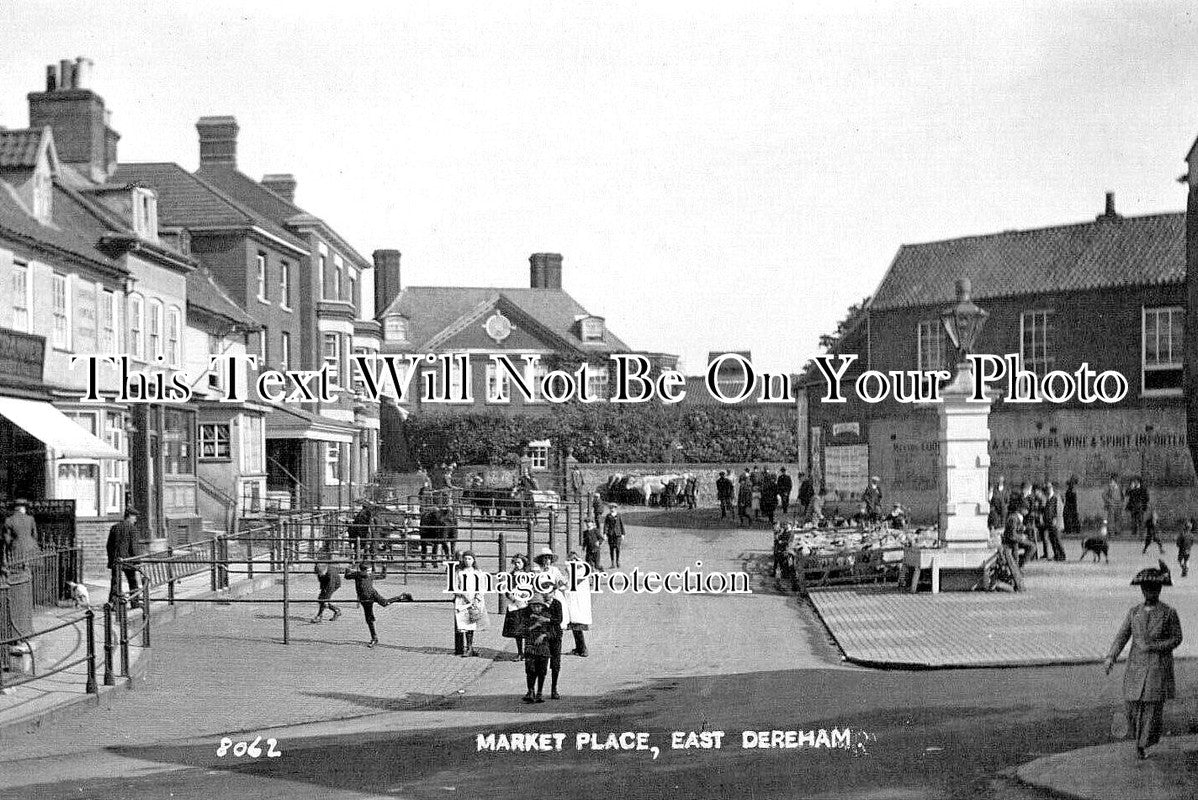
[45,65,57,92]
[58,59,74,90]
[196,115,239,168]
[74,57,92,90]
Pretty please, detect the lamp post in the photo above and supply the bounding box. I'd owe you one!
[904,278,996,592]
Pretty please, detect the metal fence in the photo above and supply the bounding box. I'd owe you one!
[21,546,83,607]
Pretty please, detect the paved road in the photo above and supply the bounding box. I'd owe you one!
[2,518,1195,799]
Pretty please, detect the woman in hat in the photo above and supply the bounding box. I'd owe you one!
[453,551,488,657]
[1104,561,1184,759]
[501,553,532,659]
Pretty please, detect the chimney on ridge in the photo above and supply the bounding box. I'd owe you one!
[373,249,402,316]
[27,56,118,182]
[1097,191,1121,221]
[197,116,239,168]
[261,173,297,204]
[529,253,563,289]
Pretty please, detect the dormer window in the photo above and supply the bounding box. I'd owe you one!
[580,316,605,342]
[131,187,158,242]
[384,314,409,342]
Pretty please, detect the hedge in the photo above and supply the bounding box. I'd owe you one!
[403,405,799,466]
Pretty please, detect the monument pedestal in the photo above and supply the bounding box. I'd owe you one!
[904,364,996,592]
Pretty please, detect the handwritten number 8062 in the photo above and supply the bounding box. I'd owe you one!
[216,736,282,758]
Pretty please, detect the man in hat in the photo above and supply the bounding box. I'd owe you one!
[603,505,626,569]
[107,508,142,608]
[716,471,734,519]
[862,476,883,522]
[1105,561,1184,759]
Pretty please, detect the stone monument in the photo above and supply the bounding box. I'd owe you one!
[904,279,995,591]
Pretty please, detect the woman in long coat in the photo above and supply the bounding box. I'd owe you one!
[1063,475,1081,537]
[453,551,488,657]
[1105,561,1184,759]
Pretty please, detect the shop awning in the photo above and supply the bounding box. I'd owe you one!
[0,397,124,459]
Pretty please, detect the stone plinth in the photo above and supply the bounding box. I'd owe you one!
[906,363,996,591]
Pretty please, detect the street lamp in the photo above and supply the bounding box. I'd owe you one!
[940,278,989,366]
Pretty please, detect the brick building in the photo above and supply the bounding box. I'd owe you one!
[117,117,383,509]
[373,252,677,472]
[805,195,1193,525]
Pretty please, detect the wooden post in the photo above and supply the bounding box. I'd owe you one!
[526,519,534,561]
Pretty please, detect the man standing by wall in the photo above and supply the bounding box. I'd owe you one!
[1126,477,1150,542]
[777,468,793,515]
[2,499,39,572]
[1103,475,1124,537]
[716,471,733,519]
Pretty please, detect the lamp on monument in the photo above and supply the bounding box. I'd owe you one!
[940,278,989,367]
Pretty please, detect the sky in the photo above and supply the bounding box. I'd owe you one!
[2,1,1197,374]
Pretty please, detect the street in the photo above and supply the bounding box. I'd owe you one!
[3,517,1195,800]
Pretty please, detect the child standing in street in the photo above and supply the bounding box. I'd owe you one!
[344,561,394,648]
[1177,519,1194,578]
[310,545,342,623]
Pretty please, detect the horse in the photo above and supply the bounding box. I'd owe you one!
[418,507,456,567]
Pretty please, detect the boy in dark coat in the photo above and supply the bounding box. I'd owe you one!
[716,471,734,518]
[344,561,395,647]
[603,506,626,568]
[522,593,563,703]
[1178,519,1194,578]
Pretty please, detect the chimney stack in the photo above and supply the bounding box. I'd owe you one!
[197,116,239,168]
[261,174,297,204]
[529,253,563,289]
[373,249,402,316]
[28,57,119,182]
[1098,191,1120,221]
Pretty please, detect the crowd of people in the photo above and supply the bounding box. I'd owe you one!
[993,474,1195,577]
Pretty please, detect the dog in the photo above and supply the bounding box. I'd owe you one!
[1079,537,1110,563]
[66,581,91,608]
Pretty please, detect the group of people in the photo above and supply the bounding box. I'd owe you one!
[993,474,1196,573]
[715,466,814,527]
[483,547,592,703]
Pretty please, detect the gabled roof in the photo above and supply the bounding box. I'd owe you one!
[0,178,124,274]
[112,162,309,252]
[0,127,52,169]
[870,211,1185,311]
[380,286,632,353]
[187,265,259,329]
[196,165,369,268]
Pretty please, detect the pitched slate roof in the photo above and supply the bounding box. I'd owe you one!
[381,286,631,353]
[870,211,1185,311]
[196,165,369,267]
[0,180,124,273]
[112,162,308,252]
[187,265,258,328]
[0,128,47,168]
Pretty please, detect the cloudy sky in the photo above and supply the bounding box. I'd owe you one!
[2,1,1197,374]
